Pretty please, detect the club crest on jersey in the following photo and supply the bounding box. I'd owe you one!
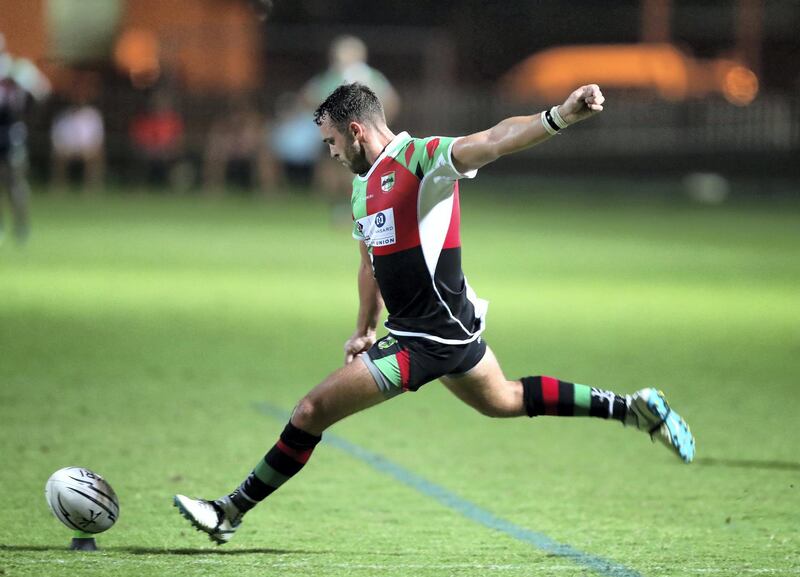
[380,172,395,193]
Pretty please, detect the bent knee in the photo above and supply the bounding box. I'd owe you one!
[292,396,324,430]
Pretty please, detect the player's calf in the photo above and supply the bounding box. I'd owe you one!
[174,421,321,543]
[521,376,628,420]
[520,376,695,463]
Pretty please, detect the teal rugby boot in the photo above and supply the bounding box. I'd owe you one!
[627,388,695,463]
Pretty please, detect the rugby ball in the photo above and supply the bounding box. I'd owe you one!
[45,467,119,534]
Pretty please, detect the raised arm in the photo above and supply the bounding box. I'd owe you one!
[344,242,384,364]
[452,84,605,174]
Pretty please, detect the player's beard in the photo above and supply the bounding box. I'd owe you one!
[342,136,371,175]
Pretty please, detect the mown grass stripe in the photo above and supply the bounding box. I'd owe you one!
[254,402,641,577]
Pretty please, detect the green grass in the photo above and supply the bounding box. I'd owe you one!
[1,182,799,576]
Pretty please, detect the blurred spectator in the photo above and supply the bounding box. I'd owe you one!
[0,33,50,244]
[269,92,320,189]
[50,101,105,190]
[302,35,401,198]
[130,91,185,189]
[302,35,399,121]
[203,97,276,194]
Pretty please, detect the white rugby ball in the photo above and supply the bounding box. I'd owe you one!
[45,467,119,534]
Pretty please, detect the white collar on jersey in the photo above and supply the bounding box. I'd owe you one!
[357,131,411,181]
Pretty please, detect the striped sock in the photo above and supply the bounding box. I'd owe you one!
[521,376,628,421]
[218,422,321,517]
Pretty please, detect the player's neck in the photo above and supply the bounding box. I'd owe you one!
[365,127,396,166]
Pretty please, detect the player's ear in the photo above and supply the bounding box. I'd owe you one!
[349,121,364,141]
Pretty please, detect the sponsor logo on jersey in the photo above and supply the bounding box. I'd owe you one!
[355,207,396,247]
[378,336,397,350]
[380,172,395,193]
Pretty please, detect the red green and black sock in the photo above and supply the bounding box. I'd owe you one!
[220,422,321,516]
[521,376,628,421]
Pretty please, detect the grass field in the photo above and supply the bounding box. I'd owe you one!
[1,179,798,577]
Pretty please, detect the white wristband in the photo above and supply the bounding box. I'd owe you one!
[550,106,569,129]
[540,110,559,135]
[541,106,569,136]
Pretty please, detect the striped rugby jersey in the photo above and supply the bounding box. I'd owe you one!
[351,131,488,345]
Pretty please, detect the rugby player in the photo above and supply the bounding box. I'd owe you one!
[0,41,30,244]
[175,82,695,544]
[0,35,49,244]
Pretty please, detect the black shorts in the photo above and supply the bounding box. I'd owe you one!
[361,334,487,398]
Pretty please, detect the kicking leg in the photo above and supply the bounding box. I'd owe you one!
[175,356,388,544]
[441,345,629,420]
[441,346,694,462]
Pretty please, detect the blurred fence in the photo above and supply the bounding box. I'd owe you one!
[26,85,800,185]
[394,87,800,177]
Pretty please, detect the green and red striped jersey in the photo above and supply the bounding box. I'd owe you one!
[351,131,488,345]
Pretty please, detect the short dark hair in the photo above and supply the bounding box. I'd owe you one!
[313,82,385,131]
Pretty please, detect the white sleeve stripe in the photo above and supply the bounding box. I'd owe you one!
[448,138,478,180]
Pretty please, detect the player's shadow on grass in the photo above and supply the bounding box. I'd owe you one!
[123,546,323,555]
[0,545,321,555]
[695,457,800,472]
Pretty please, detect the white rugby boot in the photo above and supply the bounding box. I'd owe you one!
[173,494,241,544]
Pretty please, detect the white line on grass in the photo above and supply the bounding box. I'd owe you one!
[255,402,642,577]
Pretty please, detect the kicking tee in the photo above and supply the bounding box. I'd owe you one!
[351,131,488,345]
